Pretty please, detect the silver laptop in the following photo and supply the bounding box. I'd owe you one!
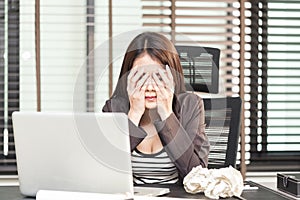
[12,111,136,197]
[12,111,170,198]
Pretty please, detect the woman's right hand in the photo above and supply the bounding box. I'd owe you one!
[127,67,149,126]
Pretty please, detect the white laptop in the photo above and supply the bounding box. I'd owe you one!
[12,112,170,198]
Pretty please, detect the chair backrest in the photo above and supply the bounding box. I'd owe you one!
[203,96,242,169]
[175,45,241,168]
[175,45,220,94]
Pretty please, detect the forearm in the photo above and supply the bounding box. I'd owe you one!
[155,113,209,178]
[102,98,146,151]
[128,119,147,151]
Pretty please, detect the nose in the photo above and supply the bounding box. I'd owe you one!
[145,77,155,91]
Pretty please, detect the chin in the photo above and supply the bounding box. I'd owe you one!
[145,102,157,109]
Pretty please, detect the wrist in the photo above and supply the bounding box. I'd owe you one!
[159,111,172,121]
[128,109,143,126]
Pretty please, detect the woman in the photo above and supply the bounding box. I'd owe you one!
[102,32,210,184]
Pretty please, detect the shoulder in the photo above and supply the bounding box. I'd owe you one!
[177,92,203,107]
[176,92,204,114]
[175,93,205,125]
[102,96,129,112]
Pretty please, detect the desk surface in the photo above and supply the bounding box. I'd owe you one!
[0,182,294,200]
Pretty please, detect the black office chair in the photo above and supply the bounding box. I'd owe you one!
[175,46,241,169]
[203,96,242,169]
[175,45,220,94]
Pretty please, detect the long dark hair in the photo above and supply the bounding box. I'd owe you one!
[111,32,186,99]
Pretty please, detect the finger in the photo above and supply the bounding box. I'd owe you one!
[153,76,169,96]
[130,81,146,98]
[152,72,164,88]
[153,71,173,94]
[143,76,152,88]
[164,65,175,91]
[153,73,174,98]
[157,68,170,86]
[155,86,170,107]
[131,85,143,97]
[153,81,162,97]
[128,72,149,96]
[127,68,138,91]
[165,86,174,94]
[131,68,145,83]
[136,72,150,89]
[141,84,147,93]
[165,65,174,81]
[128,68,145,93]
[127,66,139,80]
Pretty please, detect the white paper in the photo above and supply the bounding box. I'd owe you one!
[183,165,244,199]
[36,190,133,200]
[36,190,198,200]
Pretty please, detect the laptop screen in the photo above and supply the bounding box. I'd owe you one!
[12,112,133,197]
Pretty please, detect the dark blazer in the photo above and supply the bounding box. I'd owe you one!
[102,92,210,180]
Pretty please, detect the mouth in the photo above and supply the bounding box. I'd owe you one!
[145,96,157,101]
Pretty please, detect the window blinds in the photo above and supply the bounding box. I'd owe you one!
[20,0,142,112]
[245,0,300,170]
[266,0,300,152]
[0,0,19,175]
[0,0,142,175]
[20,0,87,112]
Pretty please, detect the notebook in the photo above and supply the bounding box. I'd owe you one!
[12,112,170,197]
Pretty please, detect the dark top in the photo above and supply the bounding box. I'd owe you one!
[102,92,210,181]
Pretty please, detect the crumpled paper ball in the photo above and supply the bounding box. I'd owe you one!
[183,165,243,199]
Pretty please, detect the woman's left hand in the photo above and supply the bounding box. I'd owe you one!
[152,65,175,120]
